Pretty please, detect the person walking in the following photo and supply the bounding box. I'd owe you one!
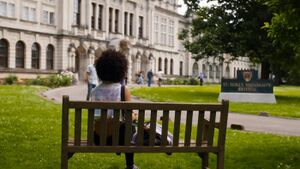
[147,69,153,87]
[90,49,138,169]
[157,70,163,87]
[198,72,204,86]
[86,60,99,100]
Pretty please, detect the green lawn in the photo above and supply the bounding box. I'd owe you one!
[0,85,300,169]
[131,85,300,118]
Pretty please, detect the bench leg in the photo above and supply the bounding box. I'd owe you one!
[61,151,69,169]
[217,151,224,169]
[198,153,209,169]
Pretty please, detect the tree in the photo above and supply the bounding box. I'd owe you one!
[263,0,300,84]
[180,0,299,83]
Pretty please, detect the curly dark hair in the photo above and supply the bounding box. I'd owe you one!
[95,49,128,83]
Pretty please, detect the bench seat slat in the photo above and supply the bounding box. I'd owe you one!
[196,111,205,146]
[124,109,132,146]
[184,110,193,146]
[173,110,181,146]
[67,145,218,153]
[149,110,157,146]
[87,109,94,146]
[74,109,82,146]
[99,109,107,146]
[112,110,121,146]
[68,101,224,111]
[161,110,169,146]
[137,110,145,146]
[207,111,216,146]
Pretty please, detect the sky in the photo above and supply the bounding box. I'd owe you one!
[177,0,217,15]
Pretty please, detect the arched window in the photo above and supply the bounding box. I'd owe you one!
[158,57,162,71]
[192,62,199,76]
[164,58,168,74]
[216,66,220,78]
[46,44,54,70]
[179,61,183,76]
[31,43,40,69]
[16,41,25,68]
[234,67,236,78]
[209,65,213,79]
[202,64,206,78]
[0,39,9,68]
[225,66,230,78]
[170,59,173,75]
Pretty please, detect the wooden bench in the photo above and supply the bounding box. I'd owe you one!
[61,95,229,169]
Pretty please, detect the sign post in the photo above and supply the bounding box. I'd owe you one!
[218,70,276,103]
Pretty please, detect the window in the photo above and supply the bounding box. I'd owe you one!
[158,57,162,71]
[202,64,207,78]
[16,41,25,68]
[23,6,36,22]
[98,5,103,30]
[115,9,119,33]
[31,43,40,69]
[0,39,8,68]
[180,61,183,76]
[209,65,213,79]
[0,2,6,17]
[43,10,55,25]
[29,8,36,21]
[129,13,133,36]
[124,12,128,35]
[0,2,15,18]
[109,8,113,32]
[170,59,173,75]
[46,45,54,70]
[164,58,168,74]
[161,18,167,45]
[73,0,81,25]
[22,6,29,20]
[138,16,143,38]
[154,16,159,44]
[91,3,96,29]
[168,19,174,46]
[216,66,220,78]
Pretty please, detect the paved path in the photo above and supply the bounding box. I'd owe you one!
[42,84,300,136]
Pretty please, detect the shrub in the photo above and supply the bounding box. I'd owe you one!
[160,77,200,85]
[189,78,199,85]
[28,74,72,88]
[4,75,18,85]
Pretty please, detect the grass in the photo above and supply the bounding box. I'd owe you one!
[0,85,300,168]
[131,85,300,118]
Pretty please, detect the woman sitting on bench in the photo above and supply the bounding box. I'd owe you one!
[90,49,138,169]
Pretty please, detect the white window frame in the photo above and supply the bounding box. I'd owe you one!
[43,10,55,25]
[0,1,15,18]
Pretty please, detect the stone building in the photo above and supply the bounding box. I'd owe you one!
[0,0,258,83]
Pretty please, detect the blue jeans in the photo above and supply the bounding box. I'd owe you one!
[86,83,96,100]
[148,77,152,87]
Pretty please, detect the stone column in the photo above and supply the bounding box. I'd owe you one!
[40,44,46,70]
[86,0,92,33]
[8,39,16,68]
[127,51,132,83]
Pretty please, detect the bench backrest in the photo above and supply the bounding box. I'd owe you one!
[62,95,229,153]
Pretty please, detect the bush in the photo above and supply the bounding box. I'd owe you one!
[4,75,18,85]
[189,78,199,85]
[27,74,72,88]
[161,77,200,85]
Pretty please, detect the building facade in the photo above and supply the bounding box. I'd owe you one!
[0,0,258,83]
